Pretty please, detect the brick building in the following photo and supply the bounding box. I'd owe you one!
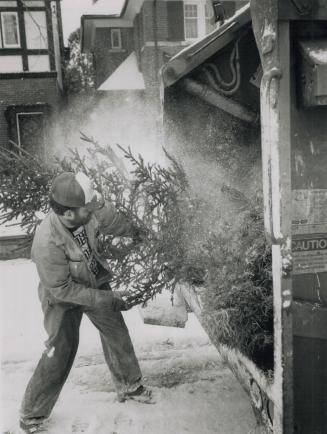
[81,0,247,102]
[0,0,65,156]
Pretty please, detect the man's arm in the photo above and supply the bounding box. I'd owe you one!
[33,240,121,308]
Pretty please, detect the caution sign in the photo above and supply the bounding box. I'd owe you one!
[292,190,327,274]
[292,236,327,274]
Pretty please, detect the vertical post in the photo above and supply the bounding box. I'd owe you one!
[17,0,28,71]
[45,0,56,71]
[274,21,293,433]
[251,1,294,432]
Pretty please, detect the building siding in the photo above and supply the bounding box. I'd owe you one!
[167,1,185,42]
[0,76,61,146]
[141,1,186,43]
[93,27,134,87]
[142,1,169,42]
[0,0,65,151]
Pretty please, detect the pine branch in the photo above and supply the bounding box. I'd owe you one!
[0,136,190,306]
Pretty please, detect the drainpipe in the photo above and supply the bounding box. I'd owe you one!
[153,0,159,83]
[153,0,163,145]
[183,78,258,124]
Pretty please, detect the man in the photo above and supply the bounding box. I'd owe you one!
[20,172,153,434]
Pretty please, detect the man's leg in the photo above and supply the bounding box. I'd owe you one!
[20,307,83,424]
[84,305,142,398]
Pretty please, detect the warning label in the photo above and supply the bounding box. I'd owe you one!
[292,189,327,235]
[292,189,327,274]
[293,238,327,252]
[292,236,327,274]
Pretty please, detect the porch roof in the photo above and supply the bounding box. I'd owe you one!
[97,52,145,91]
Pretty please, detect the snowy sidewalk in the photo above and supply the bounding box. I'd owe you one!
[1,260,256,434]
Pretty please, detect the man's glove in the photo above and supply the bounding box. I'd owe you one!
[95,290,129,312]
[112,292,129,312]
[132,226,149,244]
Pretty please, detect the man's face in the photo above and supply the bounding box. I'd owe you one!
[65,207,93,227]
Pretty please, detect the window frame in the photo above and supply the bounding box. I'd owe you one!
[110,28,122,50]
[205,3,215,34]
[184,2,199,41]
[24,9,48,50]
[0,11,21,48]
[184,1,215,42]
[5,104,50,158]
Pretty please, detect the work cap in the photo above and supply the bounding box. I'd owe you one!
[50,172,103,210]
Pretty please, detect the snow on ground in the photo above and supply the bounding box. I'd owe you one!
[0,219,27,237]
[0,260,257,434]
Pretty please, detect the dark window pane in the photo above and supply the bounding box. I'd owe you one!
[111,30,121,48]
[17,113,45,156]
[2,12,20,47]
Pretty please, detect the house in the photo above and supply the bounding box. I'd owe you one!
[81,0,247,102]
[0,0,65,157]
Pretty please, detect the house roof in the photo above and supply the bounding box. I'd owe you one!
[98,52,145,91]
[84,0,127,17]
[160,3,251,88]
[81,0,145,51]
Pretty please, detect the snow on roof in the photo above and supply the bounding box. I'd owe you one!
[98,52,145,91]
[85,0,126,16]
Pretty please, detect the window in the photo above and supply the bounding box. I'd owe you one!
[24,11,48,49]
[0,2,51,73]
[111,29,122,49]
[184,4,198,40]
[0,11,20,48]
[5,105,50,157]
[17,112,45,156]
[184,1,217,41]
[205,4,215,34]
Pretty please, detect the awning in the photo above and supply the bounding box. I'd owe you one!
[161,3,251,88]
[98,52,145,91]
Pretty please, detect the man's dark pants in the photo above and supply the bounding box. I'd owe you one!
[20,299,142,422]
